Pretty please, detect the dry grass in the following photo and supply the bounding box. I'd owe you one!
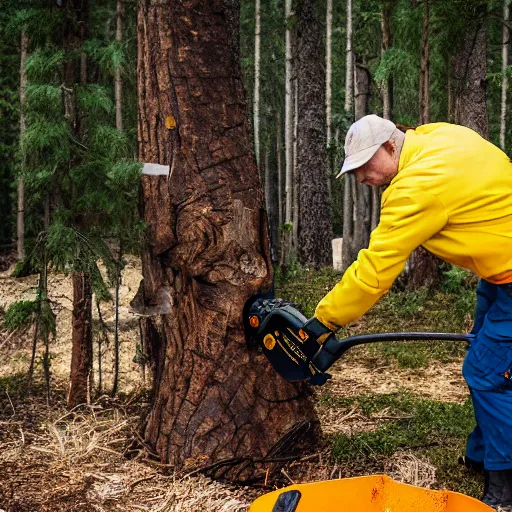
[385,452,436,488]
[0,388,252,511]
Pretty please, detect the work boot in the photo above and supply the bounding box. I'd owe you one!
[483,470,512,510]
[458,455,484,474]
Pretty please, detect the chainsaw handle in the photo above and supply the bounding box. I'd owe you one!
[311,332,475,373]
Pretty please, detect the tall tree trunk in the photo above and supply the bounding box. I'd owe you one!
[501,0,509,150]
[409,0,440,291]
[137,0,317,479]
[115,0,123,132]
[419,0,430,125]
[253,0,261,165]
[277,110,283,232]
[65,0,93,409]
[292,76,299,251]
[342,60,372,270]
[381,1,393,119]
[297,0,333,268]
[281,0,294,268]
[112,0,124,396]
[344,0,354,116]
[326,0,333,143]
[18,30,28,261]
[452,21,488,139]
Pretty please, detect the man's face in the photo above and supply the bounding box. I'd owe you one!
[353,144,399,187]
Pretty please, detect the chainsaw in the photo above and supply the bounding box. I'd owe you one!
[244,296,473,386]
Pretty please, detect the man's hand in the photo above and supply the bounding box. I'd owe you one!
[303,317,336,346]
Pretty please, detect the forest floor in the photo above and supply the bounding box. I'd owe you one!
[0,259,485,511]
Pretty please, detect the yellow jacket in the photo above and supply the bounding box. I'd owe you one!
[316,123,512,330]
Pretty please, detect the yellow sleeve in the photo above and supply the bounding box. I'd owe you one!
[315,187,449,330]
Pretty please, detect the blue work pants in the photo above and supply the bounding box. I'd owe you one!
[463,279,512,470]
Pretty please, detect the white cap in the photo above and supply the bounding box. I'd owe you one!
[336,114,396,178]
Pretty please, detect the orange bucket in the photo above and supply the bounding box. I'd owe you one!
[248,474,493,511]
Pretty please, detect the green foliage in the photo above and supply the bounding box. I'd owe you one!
[25,48,65,82]
[4,299,39,331]
[374,48,417,85]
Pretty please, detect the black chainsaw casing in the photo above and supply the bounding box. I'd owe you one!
[244,297,331,385]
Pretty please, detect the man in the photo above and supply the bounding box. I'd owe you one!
[307,114,512,508]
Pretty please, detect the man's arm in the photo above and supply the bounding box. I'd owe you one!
[315,187,449,330]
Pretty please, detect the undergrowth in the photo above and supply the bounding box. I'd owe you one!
[322,391,482,497]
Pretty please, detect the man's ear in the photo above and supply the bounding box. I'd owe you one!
[382,140,395,154]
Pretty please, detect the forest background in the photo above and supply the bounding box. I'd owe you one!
[0,0,510,510]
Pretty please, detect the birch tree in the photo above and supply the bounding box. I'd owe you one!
[18,29,28,261]
[501,0,509,150]
[381,1,393,119]
[345,0,354,115]
[281,0,294,267]
[326,0,333,143]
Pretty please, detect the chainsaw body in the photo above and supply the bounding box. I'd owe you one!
[244,297,331,385]
[244,297,473,386]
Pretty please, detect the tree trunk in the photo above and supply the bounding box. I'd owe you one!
[68,272,93,408]
[18,30,28,261]
[64,0,94,409]
[281,0,294,268]
[381,1,393,119]
[326,0,333,143]
[409,0,441,290]
[277,110,283,232]
[342,60,372,270]
[137,0,318,479]
[501,0,509,150]
[452,21,488,139]
[253,0,261,165]
[344,0,354,116]
[292,76,299,252]
[297,0,333,269]
[115,0,123,132]
[419,0,430,125]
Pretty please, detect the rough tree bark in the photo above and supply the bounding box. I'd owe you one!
[137,0,318,479]
[66,0,93,409]
[69,272,93,406]
[297,0,333,268]
[452,21,489,139]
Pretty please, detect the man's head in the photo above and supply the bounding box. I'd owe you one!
[337,114,404,187]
